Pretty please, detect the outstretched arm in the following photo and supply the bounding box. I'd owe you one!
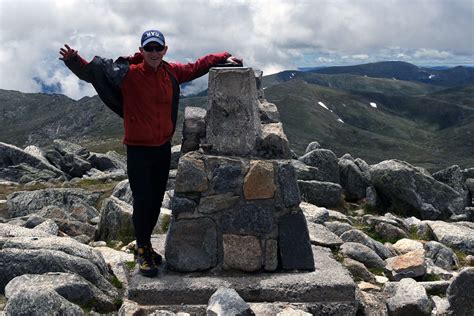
[171,52,244,84]
[59,44,92,82]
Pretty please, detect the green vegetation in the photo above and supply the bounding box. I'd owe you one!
[110,275,123,289]
[422,274,442,282]
[331,249,345,263]
[125,260,136,271]
[368,267,385,276]
[0,294,6,310]
[159,214,171,233]
[454,250,469,268]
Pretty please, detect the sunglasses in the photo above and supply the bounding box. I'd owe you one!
[143,44,165,52]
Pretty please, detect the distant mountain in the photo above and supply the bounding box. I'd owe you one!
[309,61,474,87]
[262,71,442,96]
[1,61,473,171]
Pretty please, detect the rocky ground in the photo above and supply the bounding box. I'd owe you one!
[0,139,473,315]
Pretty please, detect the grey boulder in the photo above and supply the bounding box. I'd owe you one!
[340,242,385,269]
[298,180,342,208]
[370,160,466,219]
[384,278,432,315]
[338,156,370,201]
[424,241,459,270]
[207,287,252,316]
[5,272,116,313]
[5,288,84,316]
[425,220,474,254]
[340,229,392,260]
[97,196,134,242]
[7,188,100,220]
[111,179,133,205]
[0,142,65,183]
[446,267,474,316]
[298,149,340,183]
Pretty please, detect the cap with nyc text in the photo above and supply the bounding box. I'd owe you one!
[141,30,165,47]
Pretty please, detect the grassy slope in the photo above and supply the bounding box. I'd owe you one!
[264,80,474,170]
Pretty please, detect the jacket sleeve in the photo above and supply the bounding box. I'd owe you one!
[63,54,94,82]
[62,54,129,118]
[170,52,232,84]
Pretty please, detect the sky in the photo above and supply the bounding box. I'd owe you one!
[1,0,473,99]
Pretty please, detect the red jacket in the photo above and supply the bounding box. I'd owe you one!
[65,51,231,146]
[122,52,230,146]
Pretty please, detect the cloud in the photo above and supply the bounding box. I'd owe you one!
[413,48,452,59]
[0,0,473,99]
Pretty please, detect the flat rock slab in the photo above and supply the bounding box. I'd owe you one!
[128,237,355,306]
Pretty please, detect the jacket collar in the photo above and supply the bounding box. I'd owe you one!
[142,60,164,73]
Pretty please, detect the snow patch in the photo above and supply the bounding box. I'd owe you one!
[370,102,377,108]
[337,118,344,123]
[318,101,329,110]
[289,72,295,79]
[429,74,436,79]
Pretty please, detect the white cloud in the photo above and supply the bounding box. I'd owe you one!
[414,48,452,59]
[0,0,473,99]
[352,54,369,60]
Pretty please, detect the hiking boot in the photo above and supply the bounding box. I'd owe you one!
[134,245,163,266]
[136,246,158,277]
[150,247,163,266]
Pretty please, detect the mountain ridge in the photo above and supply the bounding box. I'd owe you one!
[1,61,473,171]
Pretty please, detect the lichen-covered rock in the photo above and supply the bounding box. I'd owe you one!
[324,221,354,237]
[370,160,466,220]
[207,287,252,316]
[206,68,261,156]
[300,202,329,224]
[340,242,385,269]
[307,222,343,249]
[258,100,280,124]
[424,241,459,270]
[6,188,100,220]
[298,149,340,183]
[0,142,65,183]
[392,238,424,255]
[5,288,84,316]
[111,179,133,205]
[243,160,276,200]
[298,180,342,208]
[97,196,134,242]
[425,220,474,254]
[182,106,206,154]
[5,272,116,313]
[384,249,426,281]
[0,236,117,298]
[87,151,126,172]
[340,229,392,260]
[338,157,370,201]
[342,258,376,283]
[384,278,432,315]
[257,122,291,159]
[165,217,217,272]
[446,267,474,315]
[223,234,262,272]
[174,152,208,193]
[305,141,322,154]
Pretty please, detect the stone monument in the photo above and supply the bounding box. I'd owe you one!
[165,67,314,272]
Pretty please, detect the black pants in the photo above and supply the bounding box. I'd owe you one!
[127,142,171,247]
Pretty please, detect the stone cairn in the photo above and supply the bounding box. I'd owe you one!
[165,68,314,273]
